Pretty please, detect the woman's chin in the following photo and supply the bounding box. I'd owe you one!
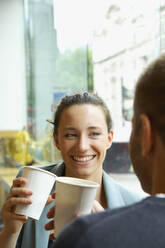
[70,167,94,179]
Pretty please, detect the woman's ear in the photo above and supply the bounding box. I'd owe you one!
[54,134,61,151]
[107,130,113,149]
[140,114,153,156]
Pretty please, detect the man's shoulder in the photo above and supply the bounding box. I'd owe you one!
[62,197,155,239]
[54,202,139,248]
[54,197,165,248]
[74,196,163,234]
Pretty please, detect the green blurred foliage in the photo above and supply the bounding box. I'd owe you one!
[55,47,93,91]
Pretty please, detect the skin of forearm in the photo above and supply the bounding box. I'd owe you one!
[0,227,22,248]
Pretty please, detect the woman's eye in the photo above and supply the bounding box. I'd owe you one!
[90,132,100,137]
[64,133,77,138]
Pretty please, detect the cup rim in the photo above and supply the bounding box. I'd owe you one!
[56,176,99,188]
[23,166,57,178]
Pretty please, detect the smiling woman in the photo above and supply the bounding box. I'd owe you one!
[0,92,143,248]
[54,104,112,183]
[52,92,113,191]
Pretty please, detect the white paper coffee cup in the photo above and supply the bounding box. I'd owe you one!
[15,166,56,220]
[54,177,99,237]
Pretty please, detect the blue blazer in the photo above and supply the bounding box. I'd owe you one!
[16,163,143,248]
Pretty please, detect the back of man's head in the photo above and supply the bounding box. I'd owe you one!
[134,54,165,145]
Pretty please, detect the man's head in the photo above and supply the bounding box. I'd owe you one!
[130,54,165,194]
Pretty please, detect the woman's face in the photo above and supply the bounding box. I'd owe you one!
[54,104,113,179]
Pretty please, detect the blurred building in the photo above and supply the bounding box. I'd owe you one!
[92,0,162,142]
[25,0,59,139]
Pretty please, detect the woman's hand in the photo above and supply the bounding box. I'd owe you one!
[2,177,32,234]
[76,200,104,217]
[45,192,56,240]
[91,200,104,213]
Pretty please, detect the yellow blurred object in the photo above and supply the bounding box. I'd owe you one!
[28,129,57,163]
[12,130,33,165]
[4,129,33,166]
[0,127,62,167]
[0,168,19,186]
[0,130,19,138]
[129,165,134,173]
[0,168,19,209]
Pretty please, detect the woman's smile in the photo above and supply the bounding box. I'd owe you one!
[72,155,95,162]
[71,155,96,165]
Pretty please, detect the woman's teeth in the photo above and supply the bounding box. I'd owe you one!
[73,156,94,162]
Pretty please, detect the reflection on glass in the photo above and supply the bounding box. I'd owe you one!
[0,0,165,195]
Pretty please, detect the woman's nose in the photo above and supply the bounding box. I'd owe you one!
[76,135,89,151]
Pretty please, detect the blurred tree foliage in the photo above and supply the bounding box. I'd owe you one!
[87,49,93,92]
[55,47,93,91]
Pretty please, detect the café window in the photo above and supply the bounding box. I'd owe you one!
[0,0,162,213]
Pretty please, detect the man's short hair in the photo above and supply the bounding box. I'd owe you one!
[134,53,165,144]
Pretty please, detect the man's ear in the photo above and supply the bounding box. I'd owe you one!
[140,114,153,156]
[54,134,61,151]
[107,130,113,149]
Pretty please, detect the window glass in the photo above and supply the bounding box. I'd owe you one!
[0,0,163,211]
